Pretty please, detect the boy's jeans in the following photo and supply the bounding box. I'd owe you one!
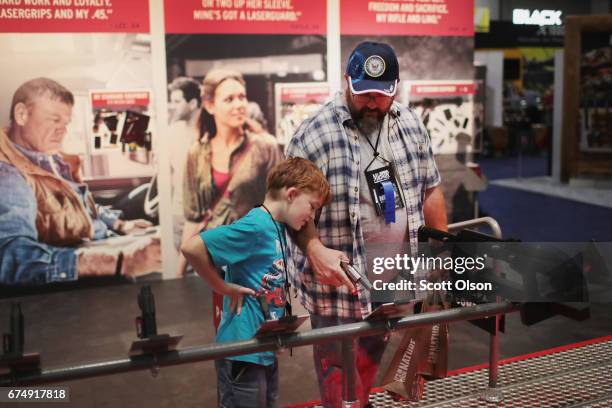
[216,359,278,408]
[310,314,388,408]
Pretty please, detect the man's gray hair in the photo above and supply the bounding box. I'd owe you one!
[10,77,74,126]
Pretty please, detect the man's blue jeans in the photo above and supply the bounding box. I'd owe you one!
[215,359,278,408]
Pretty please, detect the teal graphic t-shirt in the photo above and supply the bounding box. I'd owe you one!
[200,207,286,366]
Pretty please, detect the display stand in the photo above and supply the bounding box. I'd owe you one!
[129,287,182,368]
[561,14,612,182]
[0,303,41,376]
[364,301,418,321]
[255,315,309,337]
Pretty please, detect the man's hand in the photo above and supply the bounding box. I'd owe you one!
[223,283,256,315]
[306,240,356,292]
[76,250,118,277]
[76,237,162,279]
[115,219,154,235]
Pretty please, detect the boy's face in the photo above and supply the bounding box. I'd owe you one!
[286,189,323,230]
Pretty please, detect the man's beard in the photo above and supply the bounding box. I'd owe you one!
[355,107,385,135]
[346,91,390,134]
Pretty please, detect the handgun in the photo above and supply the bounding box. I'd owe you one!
[341,262,373,291]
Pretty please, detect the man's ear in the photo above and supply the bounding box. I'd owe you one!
[13,102,29,126]
[188,98,199,112]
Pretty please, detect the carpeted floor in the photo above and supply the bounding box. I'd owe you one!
[477,155,612,242]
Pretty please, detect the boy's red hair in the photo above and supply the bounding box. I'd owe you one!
[266,157,331,204]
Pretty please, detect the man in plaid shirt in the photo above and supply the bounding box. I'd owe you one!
[286,42,447,407]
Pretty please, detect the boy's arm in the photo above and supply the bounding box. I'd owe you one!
[181,235,255,315]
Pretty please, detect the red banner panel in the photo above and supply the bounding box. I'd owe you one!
[280,84,329,103]
[164,0,326,35]
[341,0,473,37]
[0,0,149,33]
[409,83,475,96]
[91,91,150,109]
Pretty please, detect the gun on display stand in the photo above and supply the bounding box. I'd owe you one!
[130,286,182,357]
[417,226,590,327]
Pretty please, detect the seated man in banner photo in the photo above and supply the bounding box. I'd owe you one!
[0,77,159,285]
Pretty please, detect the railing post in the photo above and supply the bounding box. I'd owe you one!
[481,296,503,403]
[448,217,505,403]
[341,337,359,407]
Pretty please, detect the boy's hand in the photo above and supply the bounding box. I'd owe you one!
[223,283,256,315]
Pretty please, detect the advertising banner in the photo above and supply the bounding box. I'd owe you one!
[339,0,476,224]
[0,0,149,33]
[340,0,473,37]
[165,0,325,34]
[404,80,478,155]
[165,0,327,280]
[0,5,160,288]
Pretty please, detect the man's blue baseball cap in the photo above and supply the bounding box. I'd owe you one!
[346,41,399,97]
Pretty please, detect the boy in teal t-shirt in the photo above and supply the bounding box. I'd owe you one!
[182,157,331,407]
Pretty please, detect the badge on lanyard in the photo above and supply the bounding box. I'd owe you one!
[364,165,405,223]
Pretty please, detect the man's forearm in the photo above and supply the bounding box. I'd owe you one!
[0,237,78,284]
[423,185,448,231]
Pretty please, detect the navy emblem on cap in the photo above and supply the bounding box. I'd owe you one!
[364,55,386,78]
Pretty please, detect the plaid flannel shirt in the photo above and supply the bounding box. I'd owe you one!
[286,92,441,319]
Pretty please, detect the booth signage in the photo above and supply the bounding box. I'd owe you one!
[164,0,326,34]
[512,9,563,27]
[341,0,473,36]
[0,0,149,32]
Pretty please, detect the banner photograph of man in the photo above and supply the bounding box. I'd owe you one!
[0,77,160,285]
